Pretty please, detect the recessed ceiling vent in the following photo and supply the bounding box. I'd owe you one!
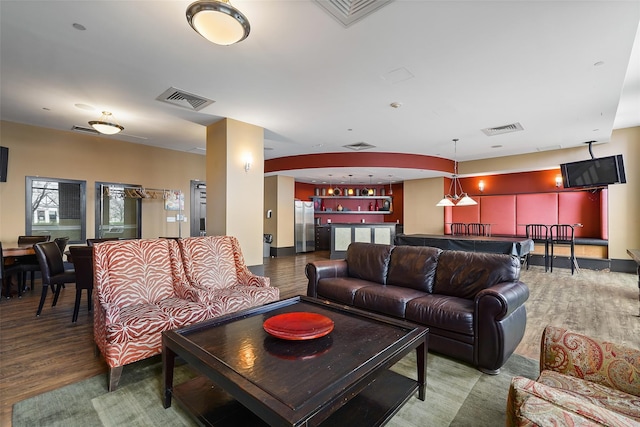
[344,142,375,151]
[71,125,100,134]
[314,0,394,27]
[481,122,524,136]
[156,87,214,111]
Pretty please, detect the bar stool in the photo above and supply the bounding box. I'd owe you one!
[467,223,489,237]
[525,224,550,271]
[549,224,579,275]
[450,223,468,236]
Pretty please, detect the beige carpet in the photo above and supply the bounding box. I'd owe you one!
[13,351,537,427]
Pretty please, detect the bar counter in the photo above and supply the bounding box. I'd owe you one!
[329,223,397,259]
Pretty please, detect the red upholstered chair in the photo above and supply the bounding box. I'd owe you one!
[176,235,280,314]
[507,325,640,425]
[92,236,278,391]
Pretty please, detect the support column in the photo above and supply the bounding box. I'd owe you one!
[206,119,264,268]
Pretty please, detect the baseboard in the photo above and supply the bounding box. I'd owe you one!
[270,246,296,257]
[527,254,637,274]
[611,258,637,274]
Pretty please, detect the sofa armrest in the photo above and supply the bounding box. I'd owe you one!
[475,281,529,373]
[239,272,271,288]
[476,281,530,319]
[541,325,640,397]
[306,260,348,297]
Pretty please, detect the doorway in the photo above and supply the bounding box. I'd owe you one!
[190,180,207,237]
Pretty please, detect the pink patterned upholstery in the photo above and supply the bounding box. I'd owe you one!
[507,325,640,426]
[177,236,279,315]
[93,237,278,391]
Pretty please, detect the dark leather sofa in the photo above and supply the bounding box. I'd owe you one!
[306,242,529,374]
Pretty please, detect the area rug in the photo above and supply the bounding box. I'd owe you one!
[13,352,538,427]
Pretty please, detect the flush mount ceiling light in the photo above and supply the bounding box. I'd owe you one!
[436,139,477,207]
[186,0,250,46]
[88,111,124,135]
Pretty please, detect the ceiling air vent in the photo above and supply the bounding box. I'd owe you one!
[156,87,214,111]
[344,142,375,151]
[314,0,394,27]
[481,122,524,136]
[71,125,100,134]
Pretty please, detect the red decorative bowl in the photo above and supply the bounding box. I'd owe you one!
[263,312,334,340]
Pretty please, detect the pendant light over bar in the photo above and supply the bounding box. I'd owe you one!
[436,139,477,207]
[186,0,250,46]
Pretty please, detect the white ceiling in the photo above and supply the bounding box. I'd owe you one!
[1,1,639,186]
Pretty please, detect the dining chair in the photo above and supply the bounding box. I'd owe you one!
[86,238,120,246]
[450,223,468,236]
[525,224,550,272]
[68,246,93,323]
[549,224,578,275]
[33,241,76,317]
[1,242,23,299]
[467,223,489,237]
[54,237,69,255]
[16,235,51,293]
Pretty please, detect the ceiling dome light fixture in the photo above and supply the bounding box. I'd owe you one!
[89,111,124,135]
[186,0,250,46]
[436,139,477,207]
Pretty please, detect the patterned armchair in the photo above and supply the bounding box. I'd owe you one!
[507,325,640,426]
[177,235,279,313]
[93,237,278,391]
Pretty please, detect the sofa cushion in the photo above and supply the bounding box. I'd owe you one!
[94,239,178,307]
[508,376,637,426]
[538,370,640,421]
[105,303,174,344]
[387,245,441,292]
[178,236,239,290]
[405,294,475,336]
[318,277,373,305]
[433,250,520,299]
[345,243,393,285]
[353,285,427,318]
[195,285,280,316]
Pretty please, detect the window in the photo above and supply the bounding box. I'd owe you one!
[26,177,86,243]
[95,182,142,239]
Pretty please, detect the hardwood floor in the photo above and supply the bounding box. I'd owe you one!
[1,251,638,426]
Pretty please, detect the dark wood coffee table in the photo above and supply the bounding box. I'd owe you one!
[162,296,428,426]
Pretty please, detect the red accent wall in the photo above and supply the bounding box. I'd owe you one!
[515,193,559,235]
[480,195,517,236]
[459,169,565,196]
[449,203,480,224]
[558,192,601,238]
[294,182,403,224]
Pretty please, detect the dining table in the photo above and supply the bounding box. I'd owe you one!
[2,242,36,257]
[2,242,37,297]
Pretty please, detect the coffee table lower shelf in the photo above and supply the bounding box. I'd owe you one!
[172,369,418,427]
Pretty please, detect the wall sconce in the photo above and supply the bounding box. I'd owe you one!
[555,175,562,188]
[244,154,252,172]
[478,180,485,193]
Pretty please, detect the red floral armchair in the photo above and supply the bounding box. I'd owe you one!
[507,325,640,426]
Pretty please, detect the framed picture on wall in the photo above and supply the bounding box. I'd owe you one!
[165,191,184,211]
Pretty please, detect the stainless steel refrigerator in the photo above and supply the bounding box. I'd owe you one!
[295,200,315,253]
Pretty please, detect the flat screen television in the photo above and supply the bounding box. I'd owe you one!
[560,154,626,188]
